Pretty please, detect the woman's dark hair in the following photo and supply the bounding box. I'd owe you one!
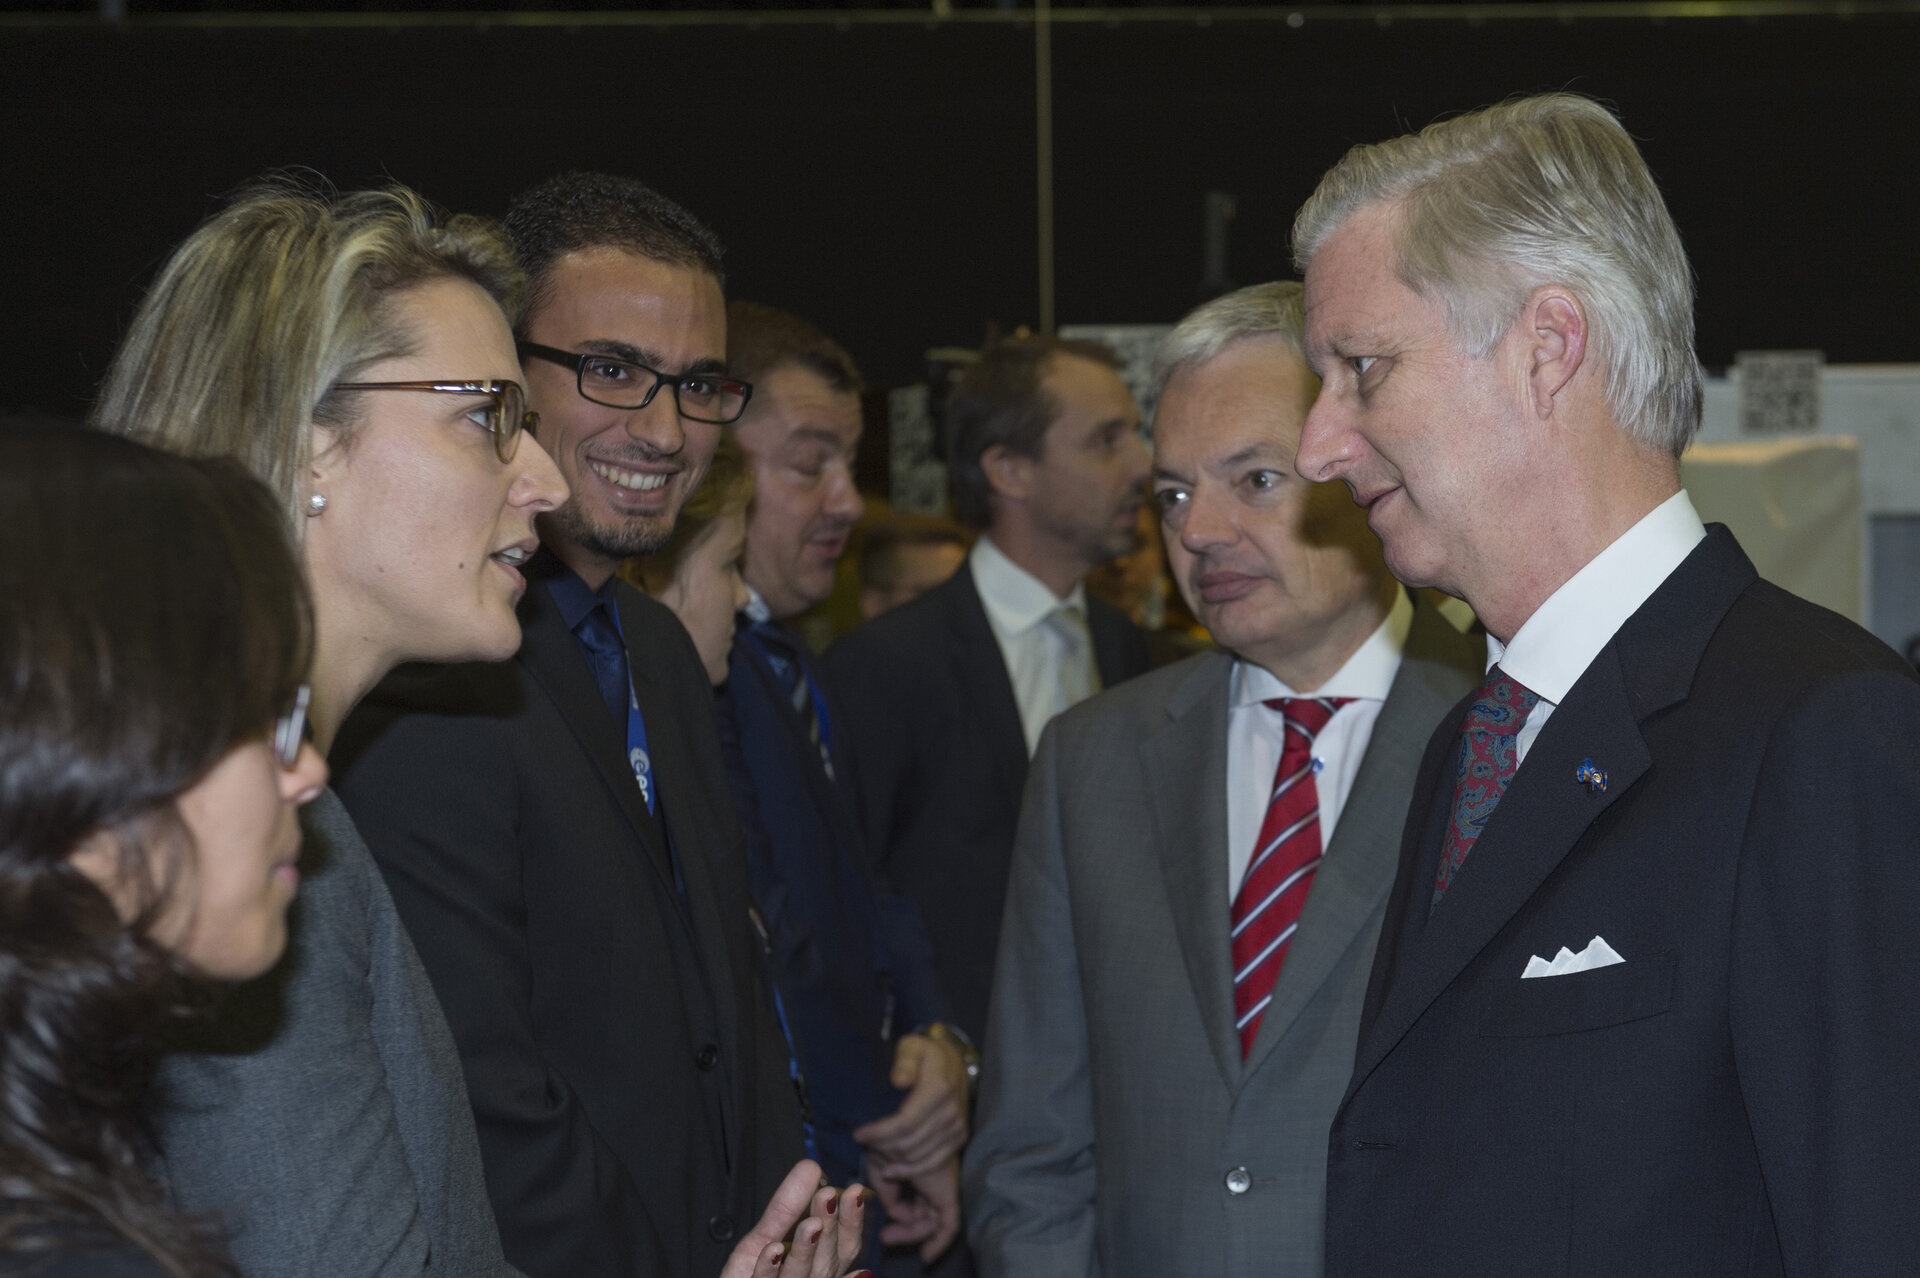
[0,422,313,1278]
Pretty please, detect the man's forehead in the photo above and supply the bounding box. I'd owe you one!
[1046,351,1133,403]
[755,363,864,442]
[538,249,724,343]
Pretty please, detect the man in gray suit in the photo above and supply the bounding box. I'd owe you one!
[962,281,1480,1277]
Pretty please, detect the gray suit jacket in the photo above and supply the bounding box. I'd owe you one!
[963,600,1480,1278]
[153,788,518,1278]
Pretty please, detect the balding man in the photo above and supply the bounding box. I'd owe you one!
[1294,94,1920,1274]
[962,283,1478,1277]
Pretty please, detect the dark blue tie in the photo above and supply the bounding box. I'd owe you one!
[573,604,629,729]
[742,616,832,778]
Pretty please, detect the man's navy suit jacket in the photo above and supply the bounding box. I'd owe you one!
[1325,526,1920,1275]
[334,555,803,1278]
[823,563,1153,1044]
[717,622,950,1184]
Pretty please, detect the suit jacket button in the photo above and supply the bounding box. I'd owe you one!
[696,1043,720,1071]
[708,1214,736,1243]
[1224,1167,1252,1195]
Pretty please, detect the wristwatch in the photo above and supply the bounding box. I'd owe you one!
[919,1022,982,1102]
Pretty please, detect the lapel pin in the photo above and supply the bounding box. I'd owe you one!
[1576,758,1608,794]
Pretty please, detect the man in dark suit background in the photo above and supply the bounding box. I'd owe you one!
[964,282,1480,1277]
[824,337,1154,1045]
[718,302,969,1266]
[1292,94,1920,1273]
[335,173,813,1278]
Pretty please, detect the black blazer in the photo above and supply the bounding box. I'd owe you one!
[822,562,1152,1043]
[334,557,803,1278]
[718,625,949,1185]
[1326,526,1920,1275]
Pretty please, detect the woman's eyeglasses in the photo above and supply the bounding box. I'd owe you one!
[334,380,537,462]
[272,684,312,770]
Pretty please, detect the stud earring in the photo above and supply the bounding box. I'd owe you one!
[307,493,328,516]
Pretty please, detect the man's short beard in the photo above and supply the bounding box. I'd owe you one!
[545,501,672,561]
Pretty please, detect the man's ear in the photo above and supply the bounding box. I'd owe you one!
[980,443,1035,504]
[1522,287,1589,421]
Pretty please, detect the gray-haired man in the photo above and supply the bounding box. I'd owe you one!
[1296,93,1920,1273]
[962,282,1480,1277]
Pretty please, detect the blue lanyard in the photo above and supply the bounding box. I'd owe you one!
[802,666,833,761]
[601,604,656,816]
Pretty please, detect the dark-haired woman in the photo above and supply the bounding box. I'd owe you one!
[94,180,865,1278]
[0,424,328,1278]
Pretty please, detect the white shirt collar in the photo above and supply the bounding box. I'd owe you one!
[970,534,1087,639]
[1487,490,1707,704]
[741,582,773,626]
[1232,586,1414,706]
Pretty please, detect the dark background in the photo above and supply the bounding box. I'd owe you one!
[5,4,1918,421]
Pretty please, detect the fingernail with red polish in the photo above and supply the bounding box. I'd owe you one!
[825,1192,839,1216]
[769,1246,786,1267]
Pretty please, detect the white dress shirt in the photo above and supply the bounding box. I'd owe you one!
[1489,490,1708,765]
[1225,588,1413,903]
[971,535,1103,756]
[740,582,772,626]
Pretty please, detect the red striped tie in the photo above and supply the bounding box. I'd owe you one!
[1231,696,1351,1058]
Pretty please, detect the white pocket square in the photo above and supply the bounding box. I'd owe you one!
[1521,935,1625,979]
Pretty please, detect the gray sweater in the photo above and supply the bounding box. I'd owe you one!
[153,788,521,1278]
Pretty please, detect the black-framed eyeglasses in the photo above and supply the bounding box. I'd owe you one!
[517,341,753,426]
[333,380,536,462]
[272,684,312,770]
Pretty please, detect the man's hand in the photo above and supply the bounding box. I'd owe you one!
[724,1159,871,1278]
[870,1156,962,1263]
[851,1032,969,1177]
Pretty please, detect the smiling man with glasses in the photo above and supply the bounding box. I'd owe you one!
[337,172,827,1278]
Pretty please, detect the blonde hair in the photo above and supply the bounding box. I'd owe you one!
[92,178,524,531]
[1153,281,1306,396]
[620,432,755,595]
[1292,93,1702,456]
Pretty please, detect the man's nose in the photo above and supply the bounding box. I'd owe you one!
[1180,486,1234,552]
[824,465,864,524]
[1294,394,1348,484]
[625,389,687,456]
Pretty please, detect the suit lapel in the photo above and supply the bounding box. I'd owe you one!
[517,577,679,893]
[1347,528,1758,1096]
[1141,653,1242,1090]
[1349,647,1652,1089]
[1244,603,1477,1076]
[947,567,1030,801]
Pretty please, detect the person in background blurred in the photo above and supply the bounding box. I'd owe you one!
[824,336,1154,1046]
[620,433,756,684]
[856,514,970,622]
[722,302,968,1271]
[0,423,326,1278]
